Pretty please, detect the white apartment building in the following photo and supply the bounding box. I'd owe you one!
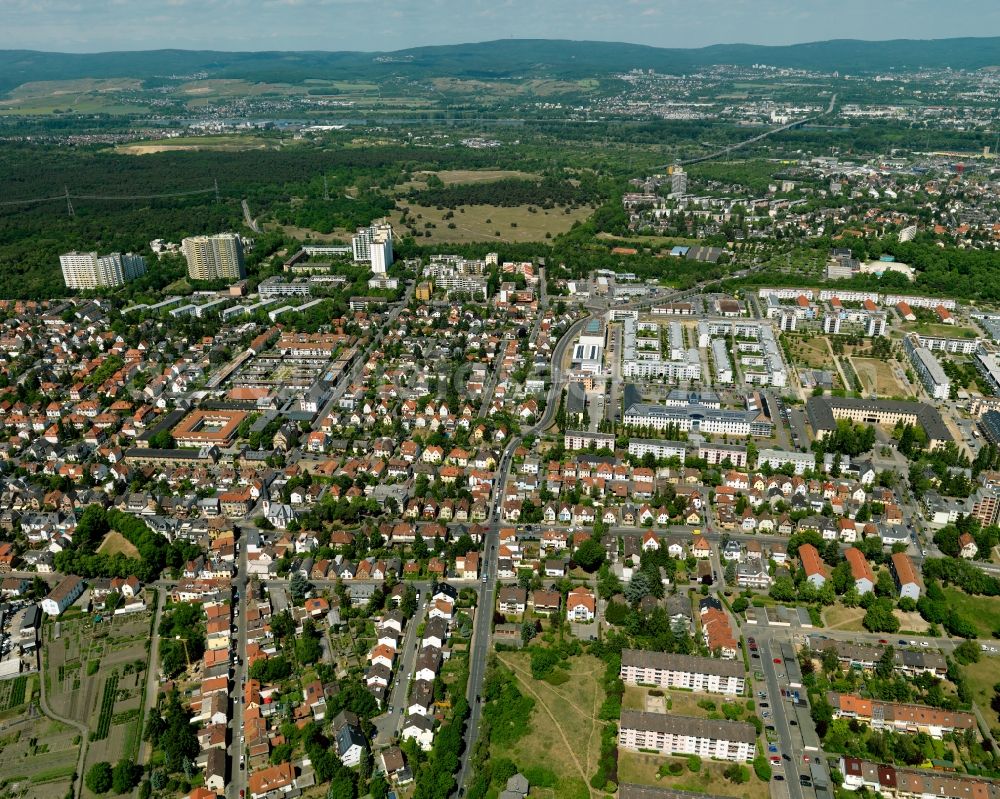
[620,650,745,695]
[904,335,951,400]
[352,222,394,274]
[60,251,146,290]
[618,711,755,762]
[627,439,687,462]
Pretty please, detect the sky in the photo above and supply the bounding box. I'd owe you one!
[2,0,999,53]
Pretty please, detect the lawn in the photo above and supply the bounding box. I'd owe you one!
[961,655,1000,711]
[618,752,770,799]
[97,531,140,559]
[822,605,865,631]
[388,203,592,244]
[785,336,836,371]
[943,588,1000,638]
[492,652,606,799]
[850,357,909,397]
[623,686,740,718]
[900,322,980,340]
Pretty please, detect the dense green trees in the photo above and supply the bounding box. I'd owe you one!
[54,504,180,582]
[144,690,199,774]
[85,762,113,794]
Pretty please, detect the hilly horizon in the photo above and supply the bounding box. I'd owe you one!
[1,35,999,94]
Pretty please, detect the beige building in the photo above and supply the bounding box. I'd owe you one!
[60,251,146,290]
[183,233,245,281]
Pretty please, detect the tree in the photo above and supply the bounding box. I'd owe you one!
[953,639,981,665]
[112,760,141,794]
[574,538,605,572]
[290,573,311,604]
[296,619,323,665]
[401,585,418,618]
[876,645,895,679]
[521,620,537,646]
[625,572,653,605]
[85,762,113,794]
[863,599,900,633]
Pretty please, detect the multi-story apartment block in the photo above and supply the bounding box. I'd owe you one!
[904,335,950,400]
[352,222,394,274]
[60,251,146,289]
[618,711,755,762]
[183,233,245,281]
[620,650,745,695]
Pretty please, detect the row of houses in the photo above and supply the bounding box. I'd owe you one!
[827,693,975,739]
[840,757,1000,799]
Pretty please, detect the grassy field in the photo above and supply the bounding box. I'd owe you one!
[96,531,140,559]
[623,685,741,719]
[492,652,605,799]
[596,232,703,249]
[618,752,770,799]
[943,588,1000,638]
[115,134,274,154]
[389,203,592,244]
[823,604,928,633]
[850,357,908,397]
[786,336,836,371]
[961,655,1000,712]
[822,606,865,631]
[900,322,980,339]
[429,169,538,186]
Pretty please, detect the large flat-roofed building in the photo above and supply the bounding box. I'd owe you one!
[904,335,950,400]
[976,345,1000,395]
[980,410,1000,444]
[172,409,247,448]
[620,650,745,695]
[183,233,246,281]
[618,711,755,762]
[806,396,951,449]
[60,251,146,290]
[757,448,817,475]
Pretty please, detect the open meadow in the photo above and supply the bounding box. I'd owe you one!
[388,203,592,244]
[492,651,606,799]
